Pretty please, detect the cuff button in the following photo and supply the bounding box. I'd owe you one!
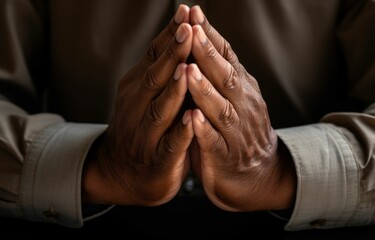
[310,218,326,228]
[43,206,58,219]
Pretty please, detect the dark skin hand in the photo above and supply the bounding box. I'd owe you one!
[187,6,297,212]
[83,4,297,212]
[82,5,195,206]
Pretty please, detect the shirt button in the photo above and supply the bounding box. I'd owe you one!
[310,218,327,228]
[43,207,58,219]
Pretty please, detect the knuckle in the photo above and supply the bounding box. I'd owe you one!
[147,101,164,127]
[218,99,237,130]
[209,131,225,153]
[200,81,215,100]
[206,44,217,61]
[144,66,160,91]
[160,136,180,155]
[223,40,238,65]
[145,40,158,63]
[157,120,191,158]
[217,37,226,58]
[221,39,242,73]
[223,65,239,91]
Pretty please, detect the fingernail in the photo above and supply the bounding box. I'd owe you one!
[176,24,188,43]
[182,111,191,125]
[194,6,205,24]
[196,109,206,123]
[196,25,207,44]
[174,65,181,80]
[191,64,202,81]
[174,5,184,24]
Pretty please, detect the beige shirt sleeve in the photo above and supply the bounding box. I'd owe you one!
[277,104,375,230]
[0,100,109,228]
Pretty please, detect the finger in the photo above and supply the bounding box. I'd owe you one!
[190,5,238,65]
[157,110,194,176]
[191,109,228,163]
[191,25,241,103]
[141,23,193,104]
[187,63,239,134]
[143,4,190,64]
[143,63,188,144]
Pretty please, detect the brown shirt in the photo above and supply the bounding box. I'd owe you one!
[0,0,374,230]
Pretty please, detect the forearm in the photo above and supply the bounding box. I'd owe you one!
[276,103,375,230]
[0,100,110,227]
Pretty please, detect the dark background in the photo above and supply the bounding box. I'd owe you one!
[1,194,374,239]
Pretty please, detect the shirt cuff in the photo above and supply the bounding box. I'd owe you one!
[275,123,359,231]
[19,122,107,228]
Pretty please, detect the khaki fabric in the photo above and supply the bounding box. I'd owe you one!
[0,0,374,229]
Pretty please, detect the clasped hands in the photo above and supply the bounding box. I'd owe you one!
[83,5,296,213]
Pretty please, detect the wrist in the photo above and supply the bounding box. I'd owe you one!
[82,134,108,204]
[272,138,297,210]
